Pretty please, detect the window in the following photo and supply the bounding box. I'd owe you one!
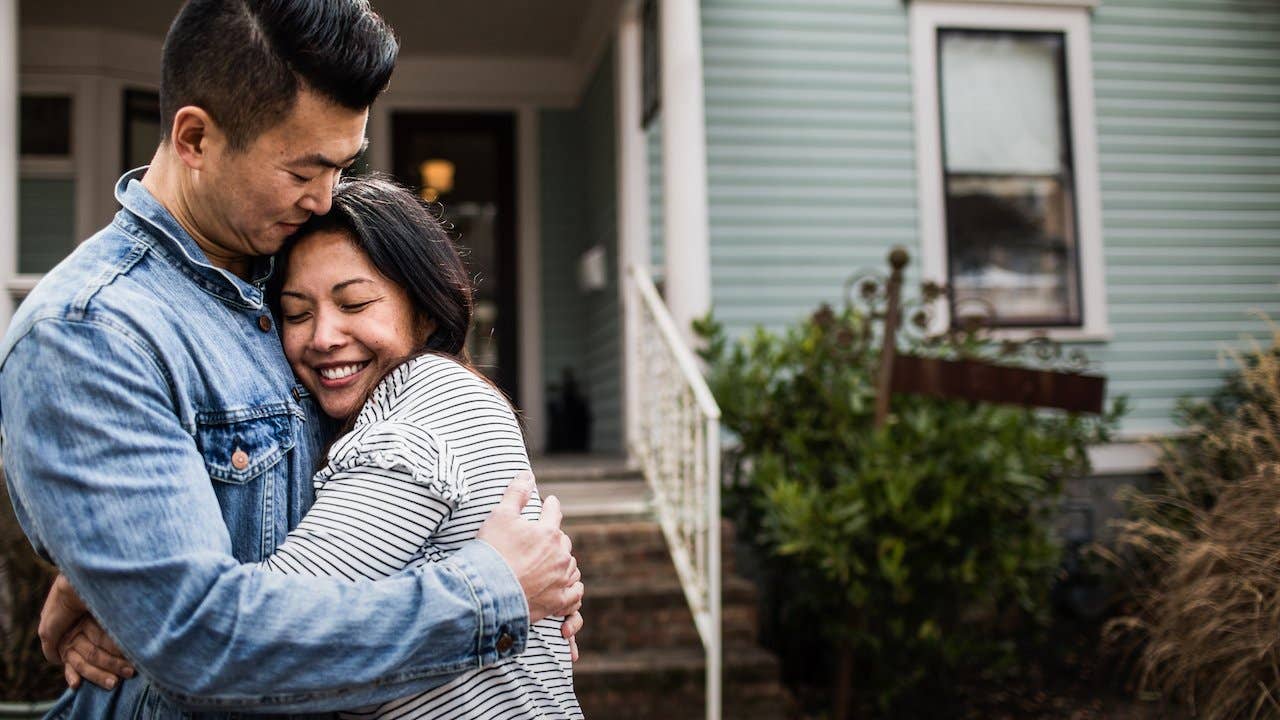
[910,1,1107,339]
[122,89,161,174]
[18,93,78,277]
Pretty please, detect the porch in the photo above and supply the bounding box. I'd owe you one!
[2,0,714,462]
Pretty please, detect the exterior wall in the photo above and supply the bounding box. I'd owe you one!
[695,0,1280,437]
[539,50,623,454]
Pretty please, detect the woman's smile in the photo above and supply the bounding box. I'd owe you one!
[314,360,372,387]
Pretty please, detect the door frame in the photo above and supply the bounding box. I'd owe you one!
[387,110,523,421]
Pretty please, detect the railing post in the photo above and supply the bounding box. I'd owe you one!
[705,413,722,720]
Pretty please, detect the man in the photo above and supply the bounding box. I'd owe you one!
[0,1,582,717]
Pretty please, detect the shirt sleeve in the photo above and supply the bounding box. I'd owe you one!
[0,317,528,712]
[261,422,464,580]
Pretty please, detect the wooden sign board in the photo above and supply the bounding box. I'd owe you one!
[891,354,1107,414]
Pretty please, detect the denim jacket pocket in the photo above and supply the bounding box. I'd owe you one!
[195,404,295,485]
[195,403,297,561]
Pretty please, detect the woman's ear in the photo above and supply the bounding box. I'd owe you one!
[417,316,438,346]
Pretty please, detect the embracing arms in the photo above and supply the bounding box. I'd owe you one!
[2,318,579,711]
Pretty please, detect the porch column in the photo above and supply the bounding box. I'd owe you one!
[0,0,16,329]
[659,0,711,345]
[616,3,649,453]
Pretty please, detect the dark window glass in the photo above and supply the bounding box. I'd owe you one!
[641,0,660,129]
[122,89,161,173]
[938,30,1081,328]
[19,96,72,156]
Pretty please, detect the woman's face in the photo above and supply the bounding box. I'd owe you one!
[279,229,428,419]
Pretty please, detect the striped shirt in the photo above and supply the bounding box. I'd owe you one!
[259,353,582,720]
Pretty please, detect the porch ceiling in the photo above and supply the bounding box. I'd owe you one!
[18,0,604,59]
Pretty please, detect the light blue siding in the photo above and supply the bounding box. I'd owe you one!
[693,0,1280,437]
[539,49,623,454]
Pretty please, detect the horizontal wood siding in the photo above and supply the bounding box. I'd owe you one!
[1090,0,1280,434]
[539,50,623,454]
[697,0,1280,437]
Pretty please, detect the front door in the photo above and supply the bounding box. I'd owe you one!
[391,112,519,402]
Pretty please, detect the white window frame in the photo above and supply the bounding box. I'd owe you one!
[909,0,1110,341]
[14,76,97,303]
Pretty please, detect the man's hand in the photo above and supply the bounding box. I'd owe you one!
[59,617,134,690]
[39,574,89,665]
[477,473,584,624]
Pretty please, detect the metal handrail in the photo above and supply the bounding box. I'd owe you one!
[627,263,722,720]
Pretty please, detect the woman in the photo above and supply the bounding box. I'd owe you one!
[257,176,582,719]
[60,176,584,719]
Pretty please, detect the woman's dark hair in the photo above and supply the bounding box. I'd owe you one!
[161,0,398,150]
[273,175,519,432]
[280,175,474,358]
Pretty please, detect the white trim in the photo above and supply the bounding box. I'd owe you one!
[658,0,712,347]
[909,1,1109,341]
[1088,441,1159,477]
[909,0,1099,7]
[516,106,545,456]
[615,2,650,458]
[0,0,17,329]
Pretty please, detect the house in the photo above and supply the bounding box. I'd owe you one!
[2,0,1278,716]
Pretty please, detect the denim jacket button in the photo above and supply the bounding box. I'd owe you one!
[257,315,272,332]
[231,448,250,471]
[496,632,515,653]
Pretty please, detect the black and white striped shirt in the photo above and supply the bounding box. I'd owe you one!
[260,353,582,720]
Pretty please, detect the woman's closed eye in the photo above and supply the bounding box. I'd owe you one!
[340,298,380,313]
[282,310,312,324]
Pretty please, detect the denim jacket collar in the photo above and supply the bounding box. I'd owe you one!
[114,167,273,310]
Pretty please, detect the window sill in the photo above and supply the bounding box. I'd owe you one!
[907,0,1099,8]
[984,326,1113,344]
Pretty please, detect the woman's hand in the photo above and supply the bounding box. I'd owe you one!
[58,616,134,690]
[561,611,584,662]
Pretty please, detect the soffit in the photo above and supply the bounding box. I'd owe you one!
[18,0,599,59]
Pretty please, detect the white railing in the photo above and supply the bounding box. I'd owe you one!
[627,263,722,720]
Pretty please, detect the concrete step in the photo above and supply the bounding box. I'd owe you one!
[577,576,760,653]
[540,478,651,521]
[565,518,738,582]
[531,454,640,483]
[574,646,796,720]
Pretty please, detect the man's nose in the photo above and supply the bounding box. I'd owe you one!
[299,174,337,216]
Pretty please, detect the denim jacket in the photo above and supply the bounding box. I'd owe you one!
[0,170,529,718]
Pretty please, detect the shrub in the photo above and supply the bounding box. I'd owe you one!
[0,475,61,701]
[697,292,1123,718]
[1108,324,1280,719]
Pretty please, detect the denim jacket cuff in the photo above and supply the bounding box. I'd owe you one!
[446,539,529,665]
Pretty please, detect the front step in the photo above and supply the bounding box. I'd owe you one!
[574,647,795,720]
[575,576,760,653]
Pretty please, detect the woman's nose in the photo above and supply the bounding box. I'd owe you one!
[309,313,347,351]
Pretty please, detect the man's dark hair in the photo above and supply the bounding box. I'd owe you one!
[160,0,398,150]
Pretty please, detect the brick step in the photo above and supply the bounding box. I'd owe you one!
[574,646,796,720]
[577,576,760,653]
[565,519,738,581]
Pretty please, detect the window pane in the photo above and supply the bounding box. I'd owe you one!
[123,90,162,173]
[19,96,73,157]
[946,175,1080,325]
[19,178,78,274]
[940,32,1064,175]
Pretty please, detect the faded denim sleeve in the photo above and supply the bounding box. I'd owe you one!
[0,317,529,712]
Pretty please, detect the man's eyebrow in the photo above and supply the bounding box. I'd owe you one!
[291,139,370,169]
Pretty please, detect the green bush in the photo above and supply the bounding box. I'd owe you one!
[697,298,1124,717]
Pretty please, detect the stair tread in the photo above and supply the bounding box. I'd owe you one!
[584,575,755,598]
[575,645,779,675]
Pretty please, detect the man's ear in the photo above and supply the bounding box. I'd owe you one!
[170,106,221,170]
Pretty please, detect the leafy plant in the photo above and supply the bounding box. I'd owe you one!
[1108,322,1280,720]
[0,475,61,701]
[697,291,1123,718]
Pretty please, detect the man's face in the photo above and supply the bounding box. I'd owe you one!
[191,88,369,266]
